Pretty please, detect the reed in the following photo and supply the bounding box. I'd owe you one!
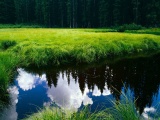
[24,106,113,120]
[0,28,159,89]
[0,28,160,66]
[24,91,160,120]
[0,52,20,92]
[105,91,140,120]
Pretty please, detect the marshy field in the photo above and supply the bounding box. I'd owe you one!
[1,28,160,64]
[0,27,160,120]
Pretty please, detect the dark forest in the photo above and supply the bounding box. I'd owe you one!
[0,0,160,27]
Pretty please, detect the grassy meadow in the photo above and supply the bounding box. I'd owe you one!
[0,28,160,85]
[0,28,160,66]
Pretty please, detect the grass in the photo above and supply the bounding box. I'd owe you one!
[24,89,160,120]
[23,92,141,120]
[107,91,140,120]
[0,28,160,92]
[0,28,159,83]
[126,28,160,35]
[0,28,160,67]
[23,107,113,120]
[0,52,20,109]
[0,52,20,86]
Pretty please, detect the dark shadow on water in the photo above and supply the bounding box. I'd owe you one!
[0,89,10,110]
[24,53,160,114]
[0,53,160,119]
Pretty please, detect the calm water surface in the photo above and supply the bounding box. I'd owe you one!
[0,54,160,120]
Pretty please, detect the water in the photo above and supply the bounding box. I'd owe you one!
[0,54,160,120]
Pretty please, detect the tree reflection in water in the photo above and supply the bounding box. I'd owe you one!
[27,54,160,114]
[1,54,160,118]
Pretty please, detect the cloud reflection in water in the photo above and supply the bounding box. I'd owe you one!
[17,68,46,91]
[1,68,112,120]
[16,68,111,113]
[46,73,93,112]
[142,107,156,119]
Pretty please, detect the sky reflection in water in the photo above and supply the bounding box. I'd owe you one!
[1,68,112,120]
[1,54,160,120]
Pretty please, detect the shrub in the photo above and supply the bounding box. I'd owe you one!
[125,23,143,30]
[1,40,16,50]
[0,24,44,28]
[117,26,126,32]
[117,23,143,32]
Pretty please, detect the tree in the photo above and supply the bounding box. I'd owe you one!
[99,0,109,27]
[0,0,15,23]
[113,0,121,26]
[132,0,139,24]
[145,0,160,26]
[0,0,159,27]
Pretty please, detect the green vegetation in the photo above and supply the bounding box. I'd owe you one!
[24,107,111,120]
[0,28,160,67]
[0,24,43,29]
[0,28,159,88]
[0,28,159,83]
[1,0,160,28]
[0,52,20,110]
[1,40,16,50]
[117,23,143,32]
[126,28,160,36]
[24,90,160,120]
[0,52,20,87]
[107,93,140,120]
[24,93,140,120]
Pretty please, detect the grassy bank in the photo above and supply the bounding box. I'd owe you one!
[0,52,20,110]
[0,28,160,84]
[0,53,19,85]
[0,28,160,87]
[0,28,160,66]
[24,94,141,120]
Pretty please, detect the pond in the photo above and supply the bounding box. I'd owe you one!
[0,54,160,120]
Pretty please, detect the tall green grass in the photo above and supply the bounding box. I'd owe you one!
[126,28,160,36]
[0,28,160,88]
[0,52,20,100]
[0,28,160,66]
[24,90,160,120]
[0,52,20,110]
[23,93,140,120]
[0,52,20,91]
[106,91,140,120]
[24,106,114,120]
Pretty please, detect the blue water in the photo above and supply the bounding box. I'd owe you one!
[0,54,160,120]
